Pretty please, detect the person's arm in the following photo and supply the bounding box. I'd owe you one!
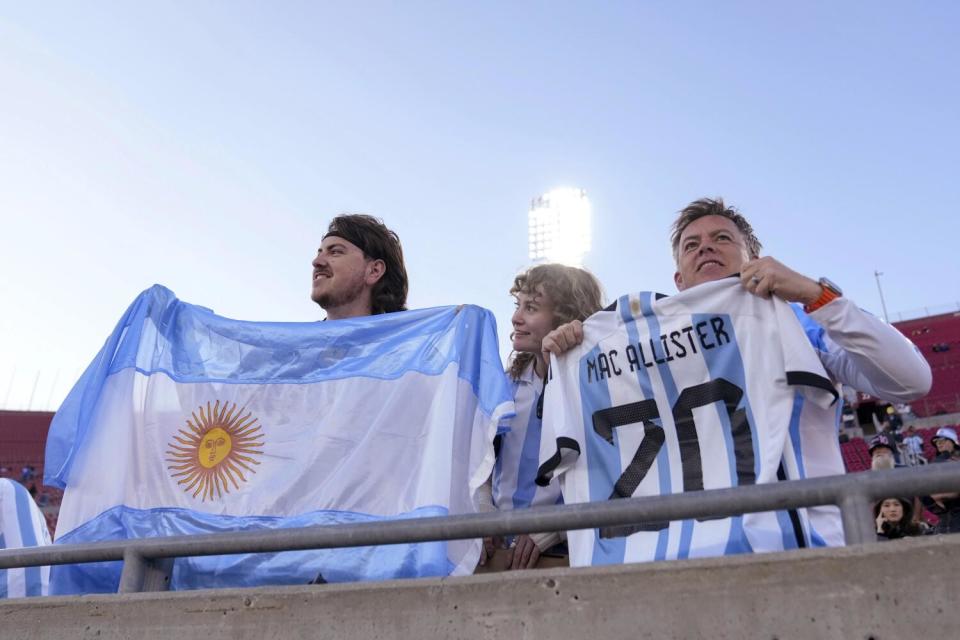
[508,531,564,570]
[529,530,563,552]
[808,297,932,402]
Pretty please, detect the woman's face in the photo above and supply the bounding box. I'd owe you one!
[935,438,956,454]
[511,287,556,355]
[880,499,904,523]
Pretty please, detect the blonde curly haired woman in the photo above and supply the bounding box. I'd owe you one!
[479,264,602,571]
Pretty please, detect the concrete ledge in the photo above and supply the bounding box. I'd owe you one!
[3,535,959,640]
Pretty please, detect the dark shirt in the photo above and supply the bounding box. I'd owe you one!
[877,520,923,540]
[922,457,960,534]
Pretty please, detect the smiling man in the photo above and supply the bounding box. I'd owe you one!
[311,214,408,319]
[542,196,932,550]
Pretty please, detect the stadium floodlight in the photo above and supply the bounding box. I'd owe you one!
[527,188,592,267]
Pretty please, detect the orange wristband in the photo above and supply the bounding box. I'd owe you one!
[804,279,842,313]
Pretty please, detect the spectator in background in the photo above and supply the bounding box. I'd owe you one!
[871,432,933,534]
[885,405,903,432]
[902,426,925,466]
[874,497,926,540]
[896,403,916,420]
[877,409,904,464]
[931,427,960,461]
[924,492,960,534]
[922,427,960,534]
[869,433,901,471]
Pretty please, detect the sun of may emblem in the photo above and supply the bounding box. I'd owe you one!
[165,401,265,502]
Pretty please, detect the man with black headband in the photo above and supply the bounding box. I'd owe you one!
[311,214,409,319]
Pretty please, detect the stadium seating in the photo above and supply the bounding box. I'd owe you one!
[838,425,960,472]
[1,411,62,538]
[893,313,960,417]
[840,437,872,472]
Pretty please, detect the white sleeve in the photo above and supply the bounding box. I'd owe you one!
[529,530,564,552]
[809,297,932,402]
[535,353,583,487]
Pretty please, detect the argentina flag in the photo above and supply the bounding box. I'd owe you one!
[0,478,51,597]
[45,285,513,594]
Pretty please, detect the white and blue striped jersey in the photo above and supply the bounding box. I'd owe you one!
[492,363,563,511]
[536,278,838,566]
[0,479,51,598]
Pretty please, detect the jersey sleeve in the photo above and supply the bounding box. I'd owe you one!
[807,297,932,402]
[535,353,582,487]
[776,298,839,410]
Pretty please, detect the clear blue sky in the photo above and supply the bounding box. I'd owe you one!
[1,2,957,410]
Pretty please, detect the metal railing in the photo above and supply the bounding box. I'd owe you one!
[2,463,959,594]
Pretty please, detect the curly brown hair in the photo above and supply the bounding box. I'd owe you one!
[323,214,408,315]
[507,264,603,381]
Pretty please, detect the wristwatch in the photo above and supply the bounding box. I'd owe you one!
[804,277,843,313]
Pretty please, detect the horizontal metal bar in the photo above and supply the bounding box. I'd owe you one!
[1,463,958,570]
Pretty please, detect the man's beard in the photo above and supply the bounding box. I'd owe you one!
[313,275,366,311]
[871,455,895,471]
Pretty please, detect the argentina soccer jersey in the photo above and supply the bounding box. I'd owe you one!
[536,278,839,566]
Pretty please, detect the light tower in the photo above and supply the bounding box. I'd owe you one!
[527,188,592,267]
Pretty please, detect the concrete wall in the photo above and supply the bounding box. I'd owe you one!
[3,535,959,640]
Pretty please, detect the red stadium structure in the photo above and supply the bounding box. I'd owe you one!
[893,310,960,417]
[0,410,61,536]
